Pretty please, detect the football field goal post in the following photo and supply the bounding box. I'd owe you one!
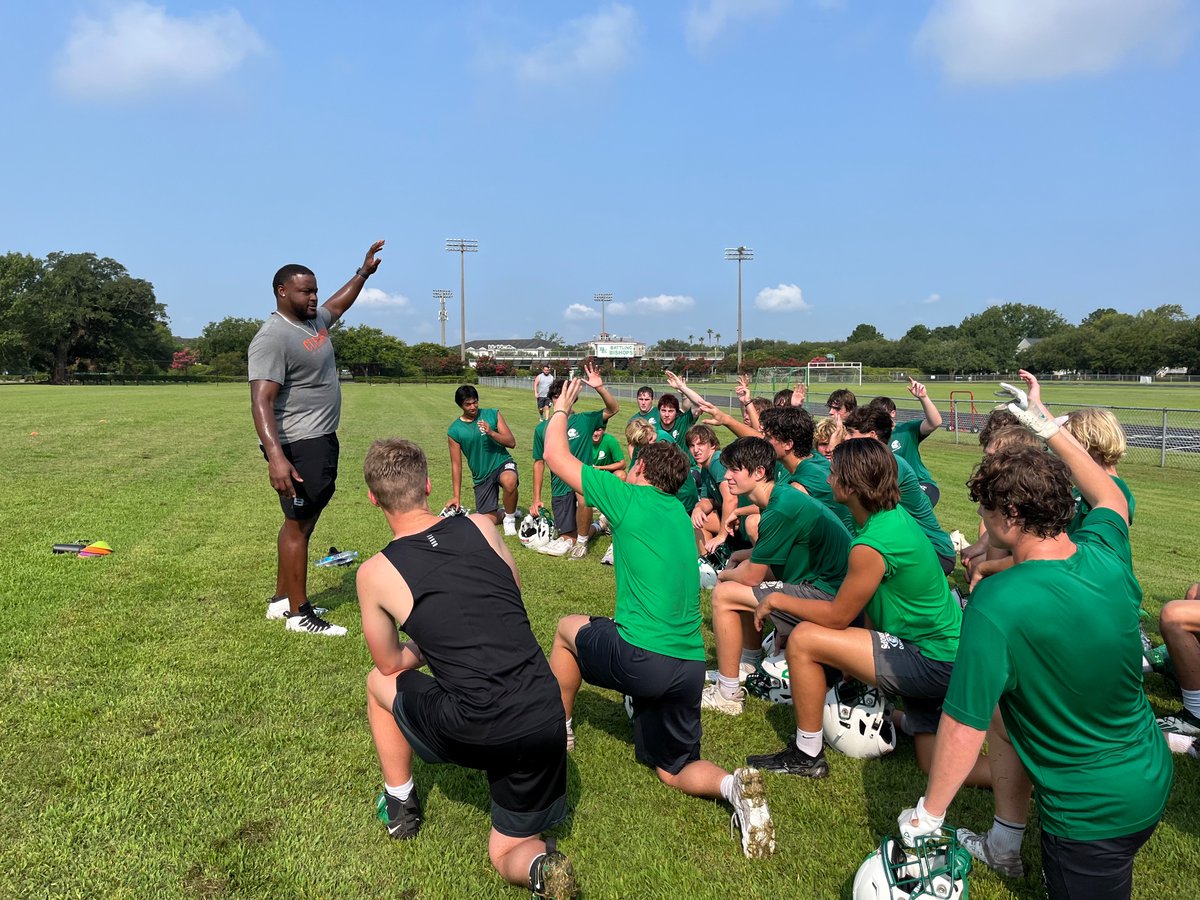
[754,363,863,395]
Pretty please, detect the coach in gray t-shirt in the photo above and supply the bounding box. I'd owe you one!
[248,240,384,638]
[533,364,555,420]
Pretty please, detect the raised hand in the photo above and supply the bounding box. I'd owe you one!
[582,360,604,389]
[360,239,385,276]
[791,383,807,407]
[907,377,927,399]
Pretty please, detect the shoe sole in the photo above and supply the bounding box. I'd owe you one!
[701,698,744,716]
[537,855,577,900]
[746,757,829,778]
[734,768,776,859]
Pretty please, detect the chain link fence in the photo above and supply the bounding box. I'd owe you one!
[481,376,1200,471]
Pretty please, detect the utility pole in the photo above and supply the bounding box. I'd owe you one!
[445,239,478,363]
[724,245,754,372]
[433,289,453,346]
[593,292,613,339]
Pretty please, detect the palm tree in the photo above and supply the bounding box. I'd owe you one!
[688,334,694,347]
[707,328,714,346]
[714,332,722,346]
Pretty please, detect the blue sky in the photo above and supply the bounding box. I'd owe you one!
[1,1,1196,347]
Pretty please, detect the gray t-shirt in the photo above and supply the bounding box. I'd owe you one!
[534,372,554,398]
[247,308,340,443]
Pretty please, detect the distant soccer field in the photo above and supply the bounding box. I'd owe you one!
[1,384,1196,898]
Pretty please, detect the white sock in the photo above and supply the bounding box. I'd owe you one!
[717,673,742,699]
[795,728,823,757]
[1182,688,1200,718]
[740,648,763,666]
[565,717,573,730]
[719,773,737,805]
[577,535,588,545]
[386,779,413,801]
[1167,732,1196,754]
[988,816,1026,856]
[504,512,515,522]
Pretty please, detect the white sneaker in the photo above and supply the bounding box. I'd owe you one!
[701,683,745,716]
[705,662,756,685]
[502,516,517,536]
[267,597,327,620]
[600,544,614,566]
[284,609,347,637]
[538,538,574,557]
[565,720,575,752]
[566,541,589,560]
[730,767,775,859]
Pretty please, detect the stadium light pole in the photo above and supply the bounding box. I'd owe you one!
[433,289,453,347]
[445,239,478,363]
[724,246,754,371]
[593,292,613,339]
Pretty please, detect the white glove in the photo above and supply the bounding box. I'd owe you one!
[1008,401,1060,441]
[898,797,945,846]
[995,382,1028,409]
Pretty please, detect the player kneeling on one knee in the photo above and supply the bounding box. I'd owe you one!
[543,378,776,860]
[357,438,576,898]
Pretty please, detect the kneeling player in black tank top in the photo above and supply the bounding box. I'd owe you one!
[357,438,576,899]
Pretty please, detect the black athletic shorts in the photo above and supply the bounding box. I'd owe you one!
[870,630,953,734]
[473,459,518,515]
[919,482,941,507]
[1041,822,1157,900]
[264,433,338,520]
[391,670,567,838]
[551,492,577,538]
[575,616,704,775]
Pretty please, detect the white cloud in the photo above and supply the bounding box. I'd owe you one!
[915,0,1191,85]
[564,303,600,320]
[54,1,264,101]
[514,4,640,84]
[755,283,809,312]
[609,294,695,315]
[356,288,410,309]
[685,0,787,52]
[922,293,942,305]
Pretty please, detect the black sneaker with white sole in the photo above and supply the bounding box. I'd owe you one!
[529,837,577,899]
[284,603,347,637]
[376,789,422,840]
[746,740,830,778]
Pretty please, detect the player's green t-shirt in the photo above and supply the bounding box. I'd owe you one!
[627,408,659,430]
[851,506,960,662]
[751,481,850,594]
[532,409,606,498]
[675,470,699,514]
[447,409,513,484]
[788,454,858,533]
[592,432,625,468]
[889,419,936,487]
[1068,475,1135,535]
[943,508,1170,840]
[581,466,704,661]
[896,456,954,560]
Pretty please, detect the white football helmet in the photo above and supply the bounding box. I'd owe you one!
[438,503,468,518]
[518,514,539,545]
[698,558,718,590]
[760,630,777,658]
[853,830,971,900]
[823,680,897,759]
[745,652,792,705]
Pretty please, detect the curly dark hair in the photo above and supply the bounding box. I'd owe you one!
[843,404,893,444]
[638,442,689,494]
[760,406,815,457]
[967,446,1074,539]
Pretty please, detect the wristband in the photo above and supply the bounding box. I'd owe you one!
[355,267,370,280]
[551,409,569,419]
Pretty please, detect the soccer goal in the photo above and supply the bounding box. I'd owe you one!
[805,361,862,385]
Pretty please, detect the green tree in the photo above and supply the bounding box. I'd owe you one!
[957,303,1068,371]
[0,251,167,383]
[195,316,263,361]
[846,323,884,343]
[330,324,406,376]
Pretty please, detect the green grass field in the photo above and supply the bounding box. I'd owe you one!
[2,384,1198,899]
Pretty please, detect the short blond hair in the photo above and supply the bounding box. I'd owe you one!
[1063,408,1126,468]
[625,419,657,448]
[363,438,428,512]
[814,416,840,447]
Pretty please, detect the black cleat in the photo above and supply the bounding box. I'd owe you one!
[746,740,830,779]
[529,837,577,899]
[376,789,422,840]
